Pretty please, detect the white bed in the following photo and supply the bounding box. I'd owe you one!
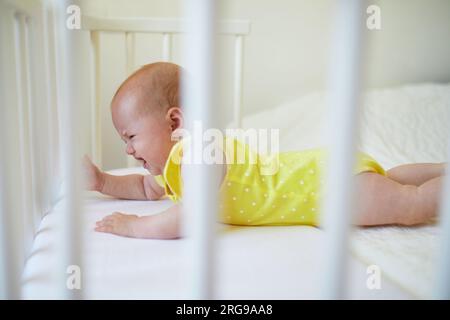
[22,83,449,299]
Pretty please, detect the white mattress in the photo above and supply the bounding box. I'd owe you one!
[22,83,449,299]
[22,169,410,299]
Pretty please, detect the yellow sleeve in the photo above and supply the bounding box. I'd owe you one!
[161,139,184,203]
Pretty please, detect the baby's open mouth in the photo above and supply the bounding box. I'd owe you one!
[135,157,148,169]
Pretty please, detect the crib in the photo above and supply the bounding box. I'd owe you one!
[1,0,450,299]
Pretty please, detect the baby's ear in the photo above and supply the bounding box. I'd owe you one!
[166,107,184,131]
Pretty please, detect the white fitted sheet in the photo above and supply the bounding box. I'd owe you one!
[22,174,410,299]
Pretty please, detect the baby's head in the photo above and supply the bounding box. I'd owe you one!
[111,62,183,175]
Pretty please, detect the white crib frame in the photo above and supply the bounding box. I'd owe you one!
[1,0,449,300]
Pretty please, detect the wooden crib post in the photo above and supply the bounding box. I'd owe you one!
[320,0,367,299]
[182,0,219,299]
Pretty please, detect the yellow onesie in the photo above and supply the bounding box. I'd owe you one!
[153,137,386,226]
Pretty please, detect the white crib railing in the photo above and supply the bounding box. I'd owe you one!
[56,0,86,299]
[0,0,60,299]
[0,0,90,299]
[320,0,367,299]
[181,0,220,299]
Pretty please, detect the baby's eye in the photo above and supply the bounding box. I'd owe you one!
[129,135,135,139]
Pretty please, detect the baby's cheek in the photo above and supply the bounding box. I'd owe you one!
[149,142,166,160]
[135,140,150,155]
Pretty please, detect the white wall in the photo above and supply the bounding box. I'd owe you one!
[80,0,450,170]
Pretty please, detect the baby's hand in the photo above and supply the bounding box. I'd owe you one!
[82,155,105,192]
[95,212,139,237]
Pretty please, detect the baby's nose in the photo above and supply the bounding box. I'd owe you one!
[126,143,134,155]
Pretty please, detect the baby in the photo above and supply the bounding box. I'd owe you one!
[83,62,447,239]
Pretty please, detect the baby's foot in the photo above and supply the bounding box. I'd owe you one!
[95,212,139,237]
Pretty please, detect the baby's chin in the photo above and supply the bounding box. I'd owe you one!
[145,163,162,176]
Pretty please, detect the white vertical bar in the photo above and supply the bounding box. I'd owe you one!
[0,7,7,298]
[15,13,36,257]
[0,104,23,298]
[162,33,172,61]
[320,0,366,299]
[90,31,102,168]
[50,0,67,203]
[233,35,243,128]
[434,127,450,299]
[56,0,84,299]
[26,11,53,238]
[182,0,219,299]
[42,1,61,207]
[33,21,54,227]
[24,16,41,223]
[125,32,139,168]
[0,6,24,300]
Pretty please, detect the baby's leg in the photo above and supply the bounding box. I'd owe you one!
[386,162,446,186]
[352,172,444,226]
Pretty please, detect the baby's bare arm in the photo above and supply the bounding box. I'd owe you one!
[101,173,164,200]
[94,161,227,239]
[132,204,182,239]
[96,204,182,239]
[83,155,164,200]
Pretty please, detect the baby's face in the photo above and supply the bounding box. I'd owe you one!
[111,93,175,176]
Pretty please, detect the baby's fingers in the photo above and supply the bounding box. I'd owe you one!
[96,218,113,227]
[94,213,137,237]
[102,214,118,222]
[95,219,114,232]
[95,225,113,233]
[95,219,106,226]
[112,212,124,216]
